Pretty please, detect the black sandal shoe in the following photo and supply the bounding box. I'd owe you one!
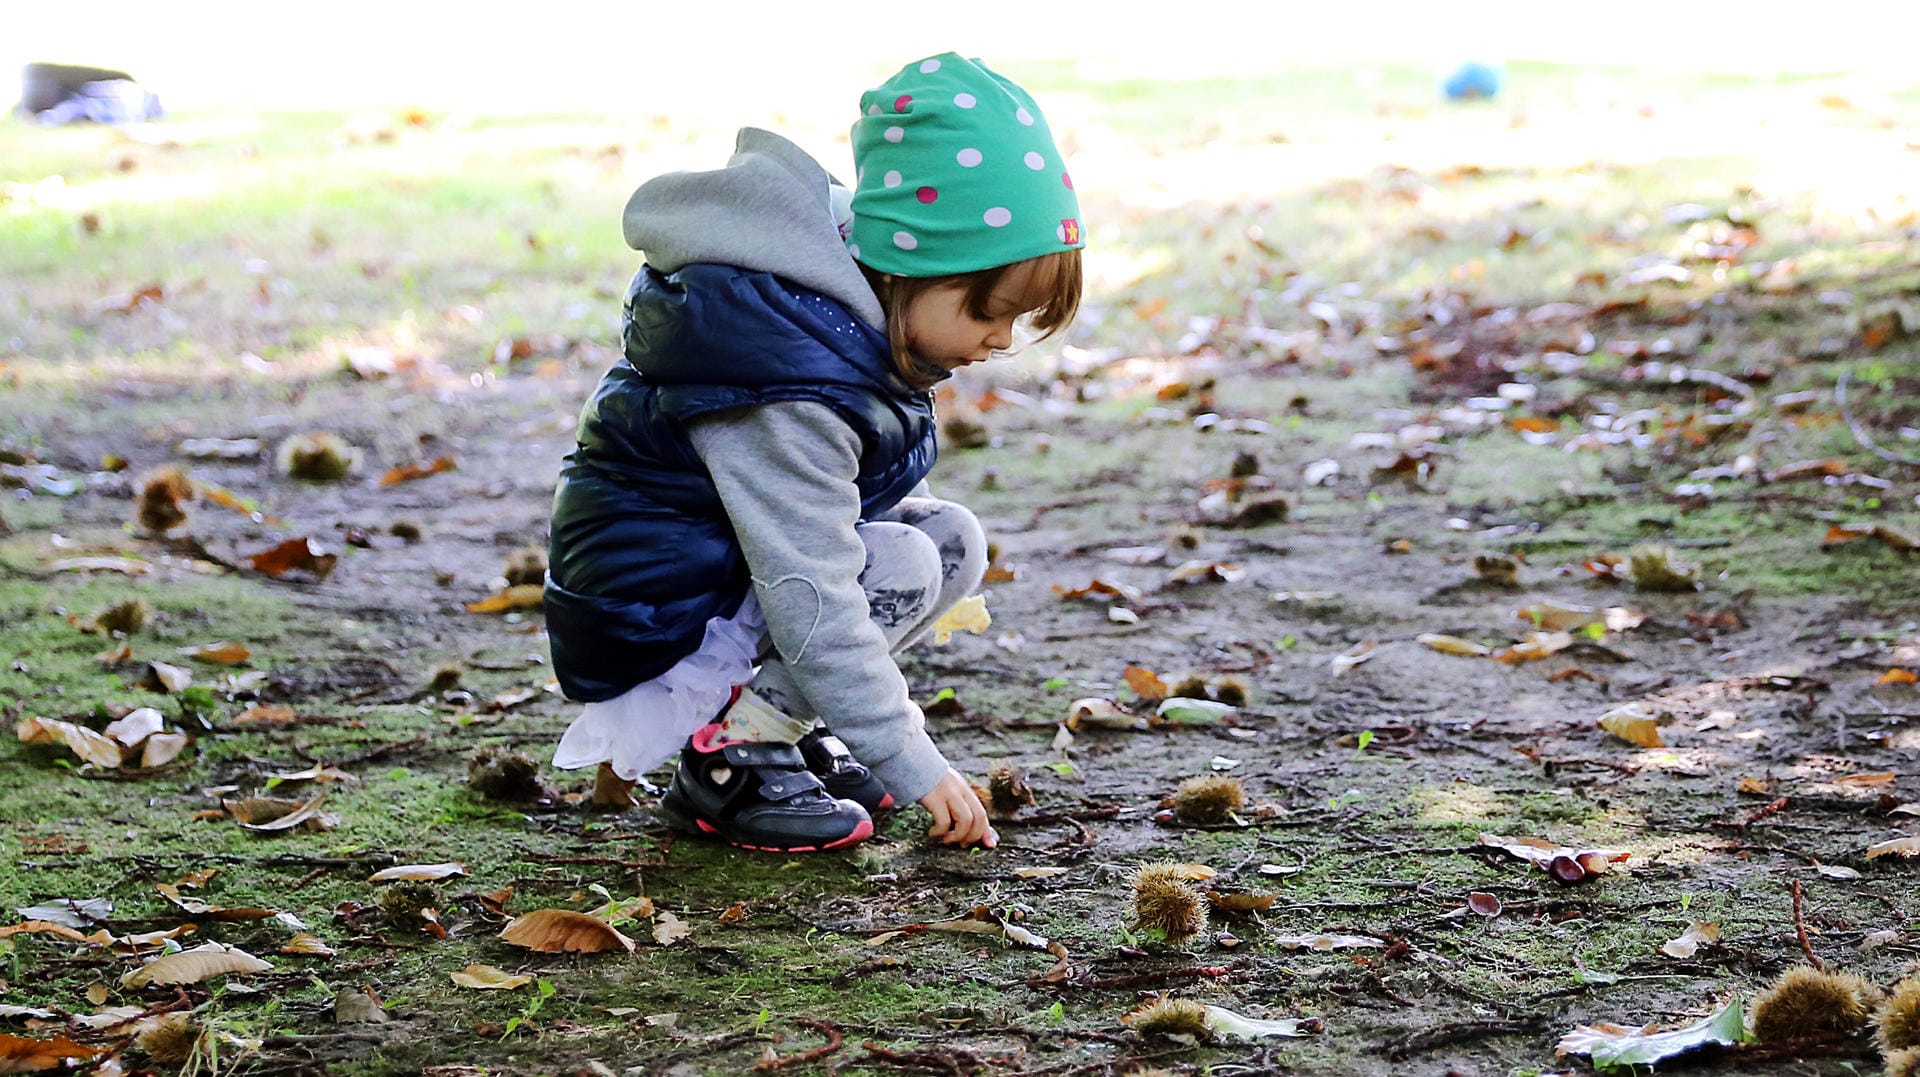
[796,728,894,816]
[659,723,873,852]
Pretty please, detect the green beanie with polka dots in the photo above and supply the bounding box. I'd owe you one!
[848,52,1083,277]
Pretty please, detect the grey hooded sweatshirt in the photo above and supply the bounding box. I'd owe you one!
[620,127,952,806]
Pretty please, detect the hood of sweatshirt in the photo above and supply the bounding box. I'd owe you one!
[621,127,884,331]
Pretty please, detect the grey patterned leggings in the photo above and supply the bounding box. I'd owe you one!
[748,496,987,721]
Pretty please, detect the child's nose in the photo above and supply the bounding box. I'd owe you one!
[985,321,1014,351]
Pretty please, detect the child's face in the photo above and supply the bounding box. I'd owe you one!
[902,260,1043,373]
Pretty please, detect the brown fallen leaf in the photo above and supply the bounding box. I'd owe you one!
[234,704,298,726]
[1123,666,1169,702]
[1865,835,1920,860]
[1835,772,1897,788]
[651,911,690,946]
[467,585,543,614]
[121,942,272,988]
[247,537,337,582]
[379,455,457,487]
[0,1032,102,1072]
[1271,933,1383,951]
[178,641,251,665]
[223,794,332,833]
[16,717,123,768]
[86,925,196,954]
[1825,523,1918,552]
[139,732,192,768]
[450,964,532,990]
[280,933,337,957]
[1599,703,1665,748]
[89,284,165,316]
[266,764,356,785]
[1052,578,1144,604]
[1206,890,1278,912]
[1495,631,1575,664]
[499,909,635,953]
[140,661,194,694]
[1329,640,1377,676]
[1167,560,1247,586]
[1659,921,1719,958]
[1418,633,1491,658]
[0,920,90,942]
[153,883,272,922]
[369,863,468,882]
[1065,698,1145,731]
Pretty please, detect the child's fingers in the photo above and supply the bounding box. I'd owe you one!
[925,797,953,839]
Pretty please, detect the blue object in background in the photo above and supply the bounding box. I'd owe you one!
[1442,61,1503,102]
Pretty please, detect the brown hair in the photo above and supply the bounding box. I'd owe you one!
[860,248,1082,389]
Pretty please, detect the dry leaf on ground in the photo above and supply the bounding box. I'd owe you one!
[1556,997,1747,1068]
[280,933,337,957]
[929,594,991,645]
[379,455,457,487]
[0,921,89,942]
[467,585,543,614]
[1660,922,1720,958]
[1330,640,1377,676]
[248,537,337,581]
[1123,665,1168,701]
[1418,633,1491,657]
[450,964,533,990]
[178,641,251,665]
[121,942,272,988]
[867,904,1069,982]
[499,909,635,953]
[369,863,469,882]
[1066,698,1145,731]
[0,1032,102,1072]
[16,717,122,768]
[1866,835,1920,859]
[1600,703,1666,748]
[1495,630,1574,663]
[1052,578,1144,604]
[1271,934,1383,951]
[651,912,690,946]
[154,883,272,921]
[223,794,333,833]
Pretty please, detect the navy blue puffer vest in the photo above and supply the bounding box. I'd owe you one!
[545,263,936,703]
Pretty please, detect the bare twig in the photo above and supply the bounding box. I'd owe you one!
[1837,370,1920,467]
[1791,879,1825,971]
[754,1018,844,1072]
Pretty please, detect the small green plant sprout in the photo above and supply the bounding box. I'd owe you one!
[1353,729,1375,754]
[500,978,556,1040]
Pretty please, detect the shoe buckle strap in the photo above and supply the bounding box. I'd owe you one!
[757,769,826,801]
[721,741,806,768]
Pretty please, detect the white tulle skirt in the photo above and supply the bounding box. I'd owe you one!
[550,596,765,781]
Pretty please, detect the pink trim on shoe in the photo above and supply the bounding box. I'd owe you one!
[688,722,728,754]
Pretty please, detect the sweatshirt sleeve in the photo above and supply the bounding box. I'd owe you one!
[687,400,952,804]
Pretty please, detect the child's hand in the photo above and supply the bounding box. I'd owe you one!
[918,768,999,849]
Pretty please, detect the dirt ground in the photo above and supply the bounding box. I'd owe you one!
[4,67,1920,1077]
